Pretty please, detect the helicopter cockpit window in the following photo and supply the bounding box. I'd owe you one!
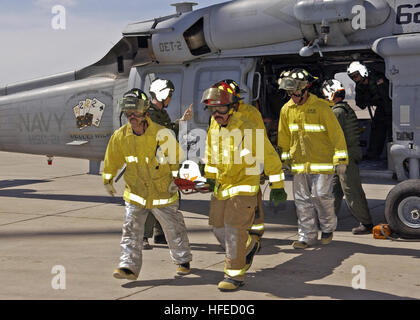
[183,18,211,56]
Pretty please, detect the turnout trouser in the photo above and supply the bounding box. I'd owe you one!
[119,201,192,276]
[249,189,265,238]
[143,212,164,238]
[209,195,258,281]
[293,174,337,243]
[332,157,373,225]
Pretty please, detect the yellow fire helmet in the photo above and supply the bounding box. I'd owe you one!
[118,89,150,115]
[278,68,314,92]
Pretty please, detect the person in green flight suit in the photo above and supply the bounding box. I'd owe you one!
[347,61,392,160]
[322,79,374,234]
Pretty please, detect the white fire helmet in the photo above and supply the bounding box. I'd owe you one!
[347,61,369,78]
[149,78,174,102]
[322,79,345,101]
[179,160,206,182]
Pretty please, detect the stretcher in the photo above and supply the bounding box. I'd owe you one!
[174,178,211,194]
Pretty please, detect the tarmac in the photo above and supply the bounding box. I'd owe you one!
[1,151,419,300]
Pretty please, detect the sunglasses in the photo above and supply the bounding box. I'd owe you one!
[207,105,230,115]
[349,73,360,80]
[287,90,305,98]
[124,112,144,118]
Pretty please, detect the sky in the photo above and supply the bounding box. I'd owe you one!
[0,0,230,87]
[0,0,355,96]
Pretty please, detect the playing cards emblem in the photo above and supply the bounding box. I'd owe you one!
[73,98,105,130]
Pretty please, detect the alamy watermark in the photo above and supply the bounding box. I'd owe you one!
[156,122,266,175]
[352,5,366,30]
[352,265,366,290]
[51,5,66,30]
[51,265,66,290]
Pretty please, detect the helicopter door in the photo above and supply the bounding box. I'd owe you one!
[191,58,256,129]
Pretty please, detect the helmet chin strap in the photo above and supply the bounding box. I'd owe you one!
[131,118,149,136]
[155,98,167,109]
[298,96,305,105]
[296,88,308,105]
[224,105,236,124]
[215,106,235,127]
[162,94,172,108]
[140,118,149,132]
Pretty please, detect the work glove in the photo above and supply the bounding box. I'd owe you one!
[269,188,287,206]
[205,178,216,192]
[180,104,193,121]
[168,180,178,193]
[335,164,347,175]
[104,181,117,197]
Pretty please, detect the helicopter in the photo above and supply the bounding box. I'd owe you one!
[0,0,419,238]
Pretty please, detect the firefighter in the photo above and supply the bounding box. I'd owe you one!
[210,79,267,244]
[347,61,392,160]
[322,79,374,234]
[202,83,287,291]
[103,90,192,280]
[130,79,193,248]
[277,69,348,249]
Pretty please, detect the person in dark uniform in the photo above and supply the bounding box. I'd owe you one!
[347,61,392,160]
[128,80,193,249]
[322,79,374,234]
[147,79,192,138]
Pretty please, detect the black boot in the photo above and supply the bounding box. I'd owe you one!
[143,237,152,250]
[154,234,167,244]
[352,223,373,235]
